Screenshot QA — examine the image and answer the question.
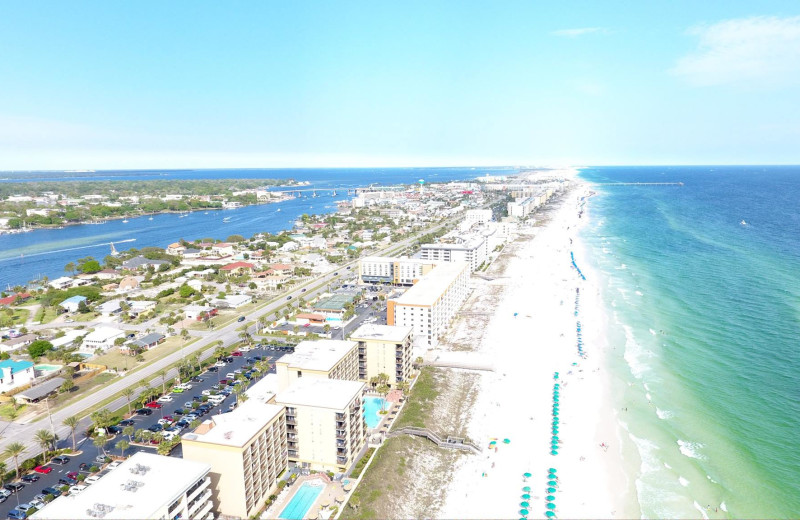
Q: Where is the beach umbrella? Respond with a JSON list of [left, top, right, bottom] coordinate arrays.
[[523, 472, 532, 479], [547, 487, 557, 493], [546, 495, 556, 501], [551, 436, 559, 441], [547, 480, 558, 486], [547, 503, 556, 510], [548, 474, 557, 481], [520, 501, 530, 507], [545, 511, 556, 518], [504, 438, 511, 444], [550, 450, 558, 456], [520, 509, 529, 516], [549, 468, 557, 473], [553, 397, 559, 402], [522, 486, 531, 492], [521, 493, 531, 500], [552, 411, 559, 416]]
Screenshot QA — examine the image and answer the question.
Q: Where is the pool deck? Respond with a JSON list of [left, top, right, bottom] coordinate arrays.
[[264, 473, 351, 520]]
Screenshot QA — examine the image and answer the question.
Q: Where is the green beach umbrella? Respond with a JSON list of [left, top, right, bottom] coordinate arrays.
[[550, 450, 558, 455], [520, 501, 530, 508], [520, 509, 529, 516], [521, 493, 531, 500], [547, 503, 556, 510], [553, 397, 559, 402], [545, 511, 556, 518], [523, 472, 532, 478], [522, 486, 531, 492], [549, 468, 557, 473], [504, 438, 511, 444], [547, 480, 558, 486], [546, 495, 556, 501], [547, 487, 557, 493]]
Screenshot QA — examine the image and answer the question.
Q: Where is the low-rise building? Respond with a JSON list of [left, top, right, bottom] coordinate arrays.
[[0, 359, 35, 393], [59, 295, 87, 313], [312, 292, 358, 321], [128, 300, 156, 316], [122, 332, 165, 355], [182, 400, 288, 519], [387, 262, 470, 348], [359, 256, 437, 285], [275, 378, 367, 472], [349, 324, 413, 386], [117, 275, 140, 292], [82, 326, 125, 352], [275, 339, 359, 391], [31, 452, 213, 520], [220, 261, 255, 276], [212, 294, 252, 309], [96, 299, 123, 316]]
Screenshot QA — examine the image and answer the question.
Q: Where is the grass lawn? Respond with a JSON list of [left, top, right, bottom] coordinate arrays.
[[72, 311, 99, 322], [35, 306, 59, 324], [49, 372, 118, 408], [0, 402, 27, 420], [9, 308, 30, 325], [92, 336, 197, 373]]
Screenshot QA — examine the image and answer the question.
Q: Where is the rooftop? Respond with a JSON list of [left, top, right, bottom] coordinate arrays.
[[31, 452, 210, 520], [84, 326, 125, 341], [0, 359, 34, 372], [275, 378, 365, 410], [349, 323, 412, 343], [131, 333, 164, 347], [392, 262, 469, 306], [183, 400, 284, 448], [276, 340, 357, 372], [60, 295, 87, 305], [313, 292, 358, 311]]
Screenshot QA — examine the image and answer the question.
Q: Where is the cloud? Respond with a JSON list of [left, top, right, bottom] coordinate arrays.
[[672, 15, 800, 87], [551, 27, 606, 38]]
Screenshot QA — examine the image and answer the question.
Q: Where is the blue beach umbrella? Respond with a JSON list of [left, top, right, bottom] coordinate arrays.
[[522, 487, 531, 492], [547, 480, 558, 486], [520, 509, 529, 516], [548, 468, 557, 473], [520, 501, 529, 508], [545, 512, 556, 518], [546, 495, 556, 501], [521, 493, 530, 500], [547, 503, 556, 510], [550, 450, 558, 455], [547, 487, 557, 493]]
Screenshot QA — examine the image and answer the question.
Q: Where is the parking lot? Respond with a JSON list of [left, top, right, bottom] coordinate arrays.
[[0, 345, 284, 518]]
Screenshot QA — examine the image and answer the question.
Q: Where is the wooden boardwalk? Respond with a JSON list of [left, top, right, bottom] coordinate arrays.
[[387, 426, 482, 454]]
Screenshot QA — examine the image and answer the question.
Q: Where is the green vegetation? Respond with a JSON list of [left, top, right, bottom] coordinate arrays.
[[349, 448, 376, 478], [392, 367, 439, 430], [28, 339, 53, 359]]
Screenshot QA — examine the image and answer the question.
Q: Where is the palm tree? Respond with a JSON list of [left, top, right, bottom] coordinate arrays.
[[62, 416, 80, 451], [3, 442, 26, 478], [123, 425, 135, 443], [116, 440, 130, 458], [0, 462, 6, 487], [34, 430, 55, 465], [93, 436, 108, 457], [122, 387, 135, 415], [158, 370, 168, 394]]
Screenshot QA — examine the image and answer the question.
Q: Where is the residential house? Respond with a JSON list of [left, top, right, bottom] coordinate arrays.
[[0, 292, 32, 306], [211, 243, 235, 256], [122, 256, 171, 270], [128, 300, 156, 317], [59, 295, 87, 313], [0, 360, 35, 393], [211, 294, 251, 309], [220, 261, 255, 277], [118, 276, 140, 292], [49, 277, 74, 290], [82, 327, 125, 352], [96, 299, 123, 317], [122, 333, 165, 355]]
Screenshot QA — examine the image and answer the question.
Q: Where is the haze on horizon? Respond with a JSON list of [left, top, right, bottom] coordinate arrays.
[[1, 1, 799, 170]]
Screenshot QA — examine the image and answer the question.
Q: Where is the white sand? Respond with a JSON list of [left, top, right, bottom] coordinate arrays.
[[438, 180, 637, 519]]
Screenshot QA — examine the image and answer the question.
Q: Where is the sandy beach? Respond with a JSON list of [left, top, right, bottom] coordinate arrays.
[[437, 177, 639, 519]]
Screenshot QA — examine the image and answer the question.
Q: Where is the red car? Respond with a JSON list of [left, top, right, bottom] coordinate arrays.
[[145, 402, 162, 409], [67, 471, 79, 480], [162, 415, 173, 422], [232, 351, 243, 357], [34, 466, 53, 474], [219, 379, 228, 385]]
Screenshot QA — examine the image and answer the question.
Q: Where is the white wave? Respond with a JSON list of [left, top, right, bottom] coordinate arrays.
[[635, 290, 643, 296], [616, 263, 628, 270], [693, 501, 710, 519], [678, 440, 706, 460], [646, 393, 652, 401], [706, 474, 718, 484], [664, 462, 672, 469], [678, 476, 689, 487], [720, 502, 727, 512], [649, 328, 657, 335], [622, 324, 651, 379], [643, 383, 651, 391], [656, 408, 673, 420]]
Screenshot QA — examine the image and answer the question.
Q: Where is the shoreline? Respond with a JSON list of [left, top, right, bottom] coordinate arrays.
[[437, 176, 640, 519]]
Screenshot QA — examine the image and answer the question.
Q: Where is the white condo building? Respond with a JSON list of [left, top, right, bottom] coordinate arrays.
[[387, 262, 470, 348], [419, 234, 488, 272], [31, 452, 213, 520]]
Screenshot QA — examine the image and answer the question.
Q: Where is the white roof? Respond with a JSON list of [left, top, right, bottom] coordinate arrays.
[[129, 300, 156, 309], [393, 262, 469, 306], [349, 323, 412, 343], [182, 400, 284, 448], [421, 234, 485, 251], [97, 299, 122, 312], [49, 329, 87, 349], [84, 326, 125, 342], [31, 452, 210, 520], [275, 378, 365, 410], [245, 373, 279, 402], [276, 340, 357, 372]]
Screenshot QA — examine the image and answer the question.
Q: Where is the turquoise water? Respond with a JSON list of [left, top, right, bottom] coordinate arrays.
[[580, 166, 800, 518], [34, 364, 61, 372], [363, 396, 386, 429], [279, 480, 325, 520]]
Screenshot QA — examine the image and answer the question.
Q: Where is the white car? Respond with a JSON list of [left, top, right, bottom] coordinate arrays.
[[201, 389, 212, 396], [239, 345, 251, 352], [69, 485, 87, 495], [214, 361, 226, 367], [85, 476, 101, 484], [157, 396, 173, 403], [29, 499, 45, 510], [162, 431, 177, 441], [178, 383, 193, 390]]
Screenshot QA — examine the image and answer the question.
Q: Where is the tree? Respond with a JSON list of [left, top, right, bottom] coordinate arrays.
[[60, 379, 76, 393], [77, 300, 90, 313], [3, 441, 26, 478], [93, 436, 108, 456], [116, 439, 130, 458], [27, 340, 53, 359], [159, 370, 169, 394], [34, 429, 55, 465], [0, 462, 6, 486], [122, 387, 135, 415], [91, 409, 113, 431], [179, 284, 195, 298], [123, 425, 135, 443], [64, 262, 76, 275], [80, 260, 102, 274], [62, 416, 80, 451]]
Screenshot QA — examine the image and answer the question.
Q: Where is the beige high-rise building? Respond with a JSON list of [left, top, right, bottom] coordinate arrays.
[[275, 378, 367, 472], [387, 261, 470, 347], [275, 339, 359, 391], [349, 323, 413, 386], [182, 400, 287, 519]]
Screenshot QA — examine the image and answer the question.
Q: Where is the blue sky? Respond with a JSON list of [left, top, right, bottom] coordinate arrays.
[[1, 1, 799, 169]]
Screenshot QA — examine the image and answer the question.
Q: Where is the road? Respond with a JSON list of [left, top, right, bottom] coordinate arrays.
[[0, 217, 454, 467]]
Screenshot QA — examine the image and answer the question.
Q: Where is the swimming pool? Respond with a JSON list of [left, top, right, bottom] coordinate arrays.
[[34, 364, 62, 373], [363, 396, 386, 429], [278, 480, 325, 520]]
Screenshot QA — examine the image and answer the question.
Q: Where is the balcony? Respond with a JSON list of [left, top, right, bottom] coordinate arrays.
[[337, 456, 348, 465], [336, 412, 345, 421], [337, 439, 346, 447], [288, 449, 298, 458], [187, 489, 212, 516], [186, 477, 210, 503], [336, 429, 346, 439]]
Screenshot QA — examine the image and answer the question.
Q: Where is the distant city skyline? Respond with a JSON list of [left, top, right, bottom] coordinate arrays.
[[1, 1, 799, 169]]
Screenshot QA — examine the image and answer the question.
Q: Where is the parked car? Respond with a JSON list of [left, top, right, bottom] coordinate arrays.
[[96, 455, 109, 463], [51, 456, 70, 465], [40, 487, 61, 497], [33, 466, 52, 474], [6, 508, 27, 519], [237, 316, 246, 322], [173, 408, 186, 416], [136, 408, 153, 416], [58, 476, 77, 486], [66, 472, 79, 480], [68, 485, 87, 495], [184, 401, 194, 408], [190, 376, 203, 383], [28, 499, 45, 510], [145, 401, 162, 409], [178, 383, 193, 390], [20, 475, 39, 483], [148, 424, 163, 433], [157, 396, 173, 403], [79, 463, 90, 471], [4, 483, 24, 494], [16, 504, 35, 514], [232, 351, 243, 357], [85, 476, 101, 484], [171, 386, 185, 393], [207, 366, 219, 372], [107, 425, 123, 434], [118, 419, 136, 427]]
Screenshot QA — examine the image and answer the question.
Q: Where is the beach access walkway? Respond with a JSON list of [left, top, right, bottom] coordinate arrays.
[[387, 426, 482, 454]]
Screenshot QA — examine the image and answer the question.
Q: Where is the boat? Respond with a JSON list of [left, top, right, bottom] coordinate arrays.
[[148, 215, 153, 221], [740, 220, 747, 226], [110, 242, 119, 256], [122, 219, 129, 223], [276, 208, 281, 212], [223, 217, 232, 223]]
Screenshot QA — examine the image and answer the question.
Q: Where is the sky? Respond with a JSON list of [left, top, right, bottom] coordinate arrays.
[[1, 1, 799, 169]]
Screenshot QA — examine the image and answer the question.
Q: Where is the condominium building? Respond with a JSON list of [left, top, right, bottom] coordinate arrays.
[[420, 234, 488, 272], [464, 209, 492, 227], [182, 400, 288, 519], [508, 195, 546, 218], [349, 323, 413, 386], [31, 452, 213, 520], [387, 262, 470, 348], [359, 256, 437, 285], [275, 339, 359, 391], [275, 378, 367, 472]]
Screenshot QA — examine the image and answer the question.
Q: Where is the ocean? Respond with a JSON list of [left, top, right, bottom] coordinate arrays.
[[0, 167, 510, 288], [580, 166, 800, 518]]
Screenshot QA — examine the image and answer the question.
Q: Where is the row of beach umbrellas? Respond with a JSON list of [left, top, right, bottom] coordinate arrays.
[[574, 287, 580, 317], [576, 321, 586, 358]]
